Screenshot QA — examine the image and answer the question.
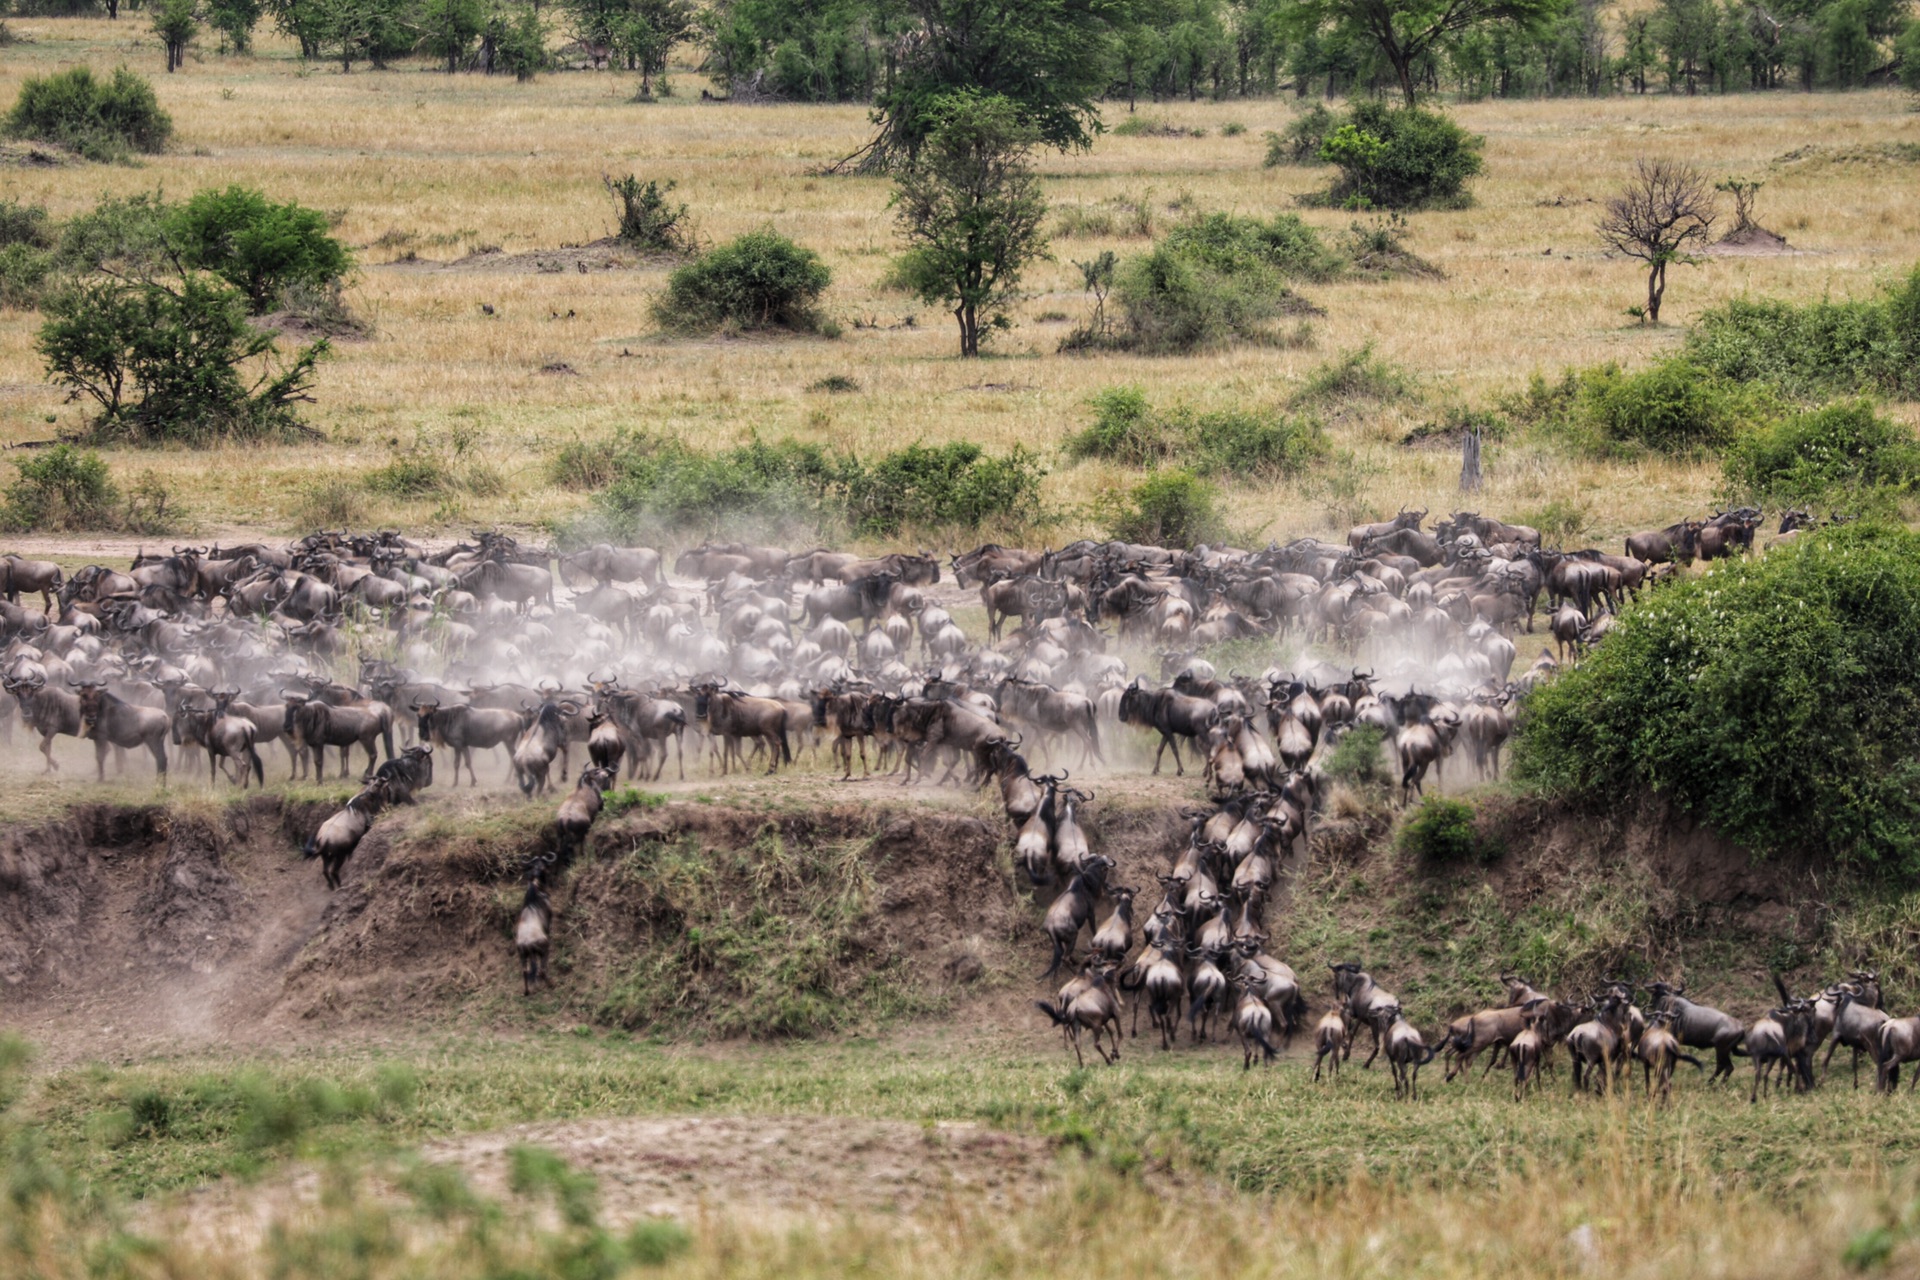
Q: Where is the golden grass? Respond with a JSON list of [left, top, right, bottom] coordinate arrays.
[[1, 23, 1918, 543]]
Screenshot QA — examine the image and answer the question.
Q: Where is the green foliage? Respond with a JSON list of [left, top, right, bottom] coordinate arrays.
[[1264, 103, 1335, 165], [1314, 102, 1484, 209], [1515, 497, 1588, 545], [484, 3, 552, 80], [2, 65, 174, 162], [1685, 267, 1920, 400], [55, 191, 172, 274], [1106, 214, 1327, 353], [0, 200, 53, 250], [1398, 796, 1487, 864], [1514, 523, 1920, 874], [1324, 724, 1390, 788], [1723, 399, 1920, 507], [37, 272, 327, 445], [0, 244, 55, 311], [604, 174, 692, 252], [1066, 384, 1330, 479], [165, 185, 352, 312], [575, 430, 1043, 542], [0, 445, 120, 532], [843, 441, 1046, 536], [1102, 468, 1225, 547], [1522, 357, 1757, 458], [653, 229, 830, 334], [207, 0, 264, 51], [890, 91, 1049, 357], [152, 0, 200, 72], [1292, 342, 1415, 407]]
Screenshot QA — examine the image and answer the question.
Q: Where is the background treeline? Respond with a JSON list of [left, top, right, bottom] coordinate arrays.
[[12, 0, 1916, 99]]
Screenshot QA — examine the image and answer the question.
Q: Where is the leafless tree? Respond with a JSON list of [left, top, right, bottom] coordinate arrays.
[[1596, 159, 1717, 324]]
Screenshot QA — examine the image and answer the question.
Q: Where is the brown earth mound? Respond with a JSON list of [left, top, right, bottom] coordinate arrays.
[[1703, 226, 1804, 257]]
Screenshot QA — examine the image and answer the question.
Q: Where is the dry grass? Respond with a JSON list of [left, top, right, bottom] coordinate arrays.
[[1, 24, 1918, 544]]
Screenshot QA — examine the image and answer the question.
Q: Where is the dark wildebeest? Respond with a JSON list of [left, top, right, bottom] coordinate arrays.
[[1117, 682, 1218, 776]]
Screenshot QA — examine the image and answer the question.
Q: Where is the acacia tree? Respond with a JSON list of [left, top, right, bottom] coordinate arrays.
[[153, 0, 200, 71], [892, 93, 1049, 358], [1597, 158, 1716, 325], [1276, 0, 1565, 106]]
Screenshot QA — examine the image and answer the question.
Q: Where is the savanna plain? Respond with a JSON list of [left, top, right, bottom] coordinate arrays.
[[5, 16, 1920, 1280]]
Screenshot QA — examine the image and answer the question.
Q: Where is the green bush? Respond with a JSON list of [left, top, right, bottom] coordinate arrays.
[[1263, 103, 1334, 166], [55, 191, 172, 274], [1514, 523, 1920, 874], [843, 441, 1045, 537], [1108, 215, 1324, 353], [37, 272, 327, 445], [165, 186, 352, 312], [1685, 267, 1920, 400], [1324, 724, 1390, 789], [1314, 102, 1482, 210], [1103, 468, 1225, 547], [0, 445, 120, 531], [1522, 358, 1755, 458], [1292, 343, 1415, 408], [1722, 399, 1920, 505], [604, 174, 692, 253], [653, 229, 830, 334], [3, 66, 174, 162], [1066, 384, 1329, 479], [578, 431, 1042, 542], [1398, 796, 1485, 864], [0, 200, 52, 250], [0, 243, 55, 310]]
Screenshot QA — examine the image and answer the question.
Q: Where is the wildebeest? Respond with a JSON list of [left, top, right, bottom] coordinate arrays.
[[1117, 681, 1218, 775], [303, 779, 391, 890]]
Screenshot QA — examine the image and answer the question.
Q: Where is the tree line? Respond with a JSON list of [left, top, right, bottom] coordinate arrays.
[[20, 0, 1916, 100]]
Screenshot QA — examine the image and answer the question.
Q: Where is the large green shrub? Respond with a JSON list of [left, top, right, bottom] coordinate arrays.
[[1315, 102, 1482, 210], [1398, 796, 1487, 864], [0, 445, 119, 531], [1066, 384, 1329, 478], [0, 245, 55, 310], [55, 192, 173, 274], [1103, 468, 1225, 547], [165, 186, 352, 312], [3, 66, 173, 161], [1108, 214, 1324, 353], [1722, 399, 1920, 506], [1523, 357, 1753, 458], [1514, 523, 1920, 873], [843, 441, 1045, 537], [653, 230, 831, 334], [37, 273, 327, 444], [1685, 267, 1920, 400]]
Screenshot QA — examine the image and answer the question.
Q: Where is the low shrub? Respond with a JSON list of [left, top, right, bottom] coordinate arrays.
[[843, 441, 1045, 537], [1514, 497, 1589, 546], [653, 229, 830, 334], [0, 200, 52, 250], [575, 431, 1044, 542], [603, 174, 692, 253], [1312, 102, 1482, 210], [1398, 796, 1486, 864], [1514, 522, 1920, 874], [1102, 468, 1225, 547], [1324, 724, 1390, 789], [165, 186, 353, 312], [1685, 267, 1920, 400], [1341, 213, 1442, 279], [1111, 114, 1200, 138], [1519, 357, 1757, 458], [1292, 343, 1415, 408], [3, 66, 173, 162], [1263, 103, 1334, 167], [1105, 214, 1327, 353], [0, 445, 120, 531], [55, 191, 172, 274], [1722, 399, 1920, 506], [0, 243, 54, 310], [1066, 384, 1329, 479]]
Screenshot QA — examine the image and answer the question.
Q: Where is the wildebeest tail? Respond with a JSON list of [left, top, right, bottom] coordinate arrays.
[[1034, 1000, 1070, 1027]]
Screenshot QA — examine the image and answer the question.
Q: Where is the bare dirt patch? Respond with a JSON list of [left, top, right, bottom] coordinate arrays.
[[377, 239, 658, 275], [1703, 226, 1807, 257]]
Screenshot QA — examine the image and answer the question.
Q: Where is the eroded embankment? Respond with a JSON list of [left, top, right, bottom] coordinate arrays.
[[0, 786, 1873, 1056]]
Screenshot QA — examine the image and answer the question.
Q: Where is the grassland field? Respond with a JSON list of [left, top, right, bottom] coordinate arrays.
[[6, 20, 1920, 1279]]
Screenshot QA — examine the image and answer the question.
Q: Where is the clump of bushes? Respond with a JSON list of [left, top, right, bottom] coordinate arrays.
[[653, 230, 831, 335], [1398, 796, 1490, 865], [0, 445, 119, 531], [1512, 357, 1757, 458], [1722, 399, 1920, 506], [1102, 469, 1225, 547], [3, 66, 173, 162], [1066, 385, 1329, 478], [1685, 266, 1920, 400], [1292, 343, 1415, 409], [568, 430, 1044, 542], [1096, 213, 1330, 354], [164, 186, 352, 313], [1515, 523, 1920, 874], [1308, 102, 1483, 210]]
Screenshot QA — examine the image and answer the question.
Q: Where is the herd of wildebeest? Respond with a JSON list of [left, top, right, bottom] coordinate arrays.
[[0, 503, 1882, 1092]]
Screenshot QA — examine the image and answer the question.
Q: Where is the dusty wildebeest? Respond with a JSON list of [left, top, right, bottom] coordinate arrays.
[[303, 778, 391, 890], [1117, 681, 1218, 776]]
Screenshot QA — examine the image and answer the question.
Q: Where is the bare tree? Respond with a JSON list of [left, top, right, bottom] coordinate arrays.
[[1597, 159, 1717, 325]]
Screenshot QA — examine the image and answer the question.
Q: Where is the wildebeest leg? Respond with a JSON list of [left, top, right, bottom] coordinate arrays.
[[95, 739, 109, 782], [41, 731, 58, 773]]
